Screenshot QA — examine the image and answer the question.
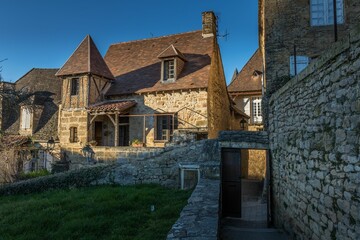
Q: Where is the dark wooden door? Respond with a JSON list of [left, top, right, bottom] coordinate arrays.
[[222, 148, 242, 217], [119, 125, 129, 146], [94, 122, 102, 145]]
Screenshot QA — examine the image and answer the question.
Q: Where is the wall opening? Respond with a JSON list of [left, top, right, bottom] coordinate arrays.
[[221, 147, 270, 228]]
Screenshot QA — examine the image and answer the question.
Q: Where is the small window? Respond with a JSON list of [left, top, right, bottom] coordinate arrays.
[[155, 115, 178, 141], [71, 78, 79, 96], [21, 107, 31, 129], [70, 127, 78, 143], [310, 0, 344, 26], [163, 60, 175, 81], [290, 56, 310, 76], [252, 97, 262, 124]]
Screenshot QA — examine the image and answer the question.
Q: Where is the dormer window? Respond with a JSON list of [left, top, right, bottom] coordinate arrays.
[[158, 44, 187, 83], [163, 59, 175, 81]]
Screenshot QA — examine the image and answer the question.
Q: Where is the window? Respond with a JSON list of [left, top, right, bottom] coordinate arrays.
[[163, 60, 175, 81], [252, 97, 262, 124], [155, 115, 177, 141], [310, 0, 344, 26], [21, 107, 31, 129], [290, 56, 310, 76], [69, 127, 78, 142], [71, 78, 79, 95]]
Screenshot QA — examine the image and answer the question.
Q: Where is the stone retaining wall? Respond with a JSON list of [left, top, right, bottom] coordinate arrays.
[[268, 26, 360, 239], [167, 179, 220, 240]]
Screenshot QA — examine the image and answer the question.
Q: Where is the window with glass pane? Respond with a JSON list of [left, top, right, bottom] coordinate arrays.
[[290, 56, 310, 76], [311, 0, 344, 26], [163, 60, 175, 80], [155, 115, 178, 141], [70, 127, 78, 142], [71, 78, 79, 95], [252, 97, 262, 124]]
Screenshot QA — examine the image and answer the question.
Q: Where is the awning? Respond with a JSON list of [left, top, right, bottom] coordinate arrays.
[[87, 100, 136, 114]]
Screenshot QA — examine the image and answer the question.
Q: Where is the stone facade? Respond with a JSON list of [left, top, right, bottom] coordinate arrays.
[[104, 90, 208, 148], [268, 26, 360, 239], [259, 0, 360, 128], [207, 39, 232, 138]]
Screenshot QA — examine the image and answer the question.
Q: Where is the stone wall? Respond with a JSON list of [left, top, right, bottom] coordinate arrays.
[[107, 90, 208, 147], [268, 26, 360, 239], [207, 40, 232, 138], [167, 179, 220, 240], [58, 109, 88, 152], [259, 0, 360, 129]]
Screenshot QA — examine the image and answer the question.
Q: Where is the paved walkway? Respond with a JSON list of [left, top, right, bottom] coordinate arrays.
[[220, 179, 289, 240]]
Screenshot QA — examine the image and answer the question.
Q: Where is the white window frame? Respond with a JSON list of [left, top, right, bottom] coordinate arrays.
[[162, 59, 176, 82], [310, 0, 344, 26], [252, 97, 262, 124], [21, 107, 31, 130], [290, 56, 310, 76]]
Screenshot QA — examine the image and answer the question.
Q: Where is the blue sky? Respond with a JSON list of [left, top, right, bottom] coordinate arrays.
[[0, 0, 258, 84]]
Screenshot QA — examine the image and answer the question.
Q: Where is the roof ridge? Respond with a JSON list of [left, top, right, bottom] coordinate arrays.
[[109, 30, 202, 46], [87, 35, 91, 73]]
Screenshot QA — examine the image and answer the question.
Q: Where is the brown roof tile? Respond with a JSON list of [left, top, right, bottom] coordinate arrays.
[[87, 100, 136, 113], [56, 35, 114, 80], [104, 31, 214, 96], [228, 49, 263, 93]]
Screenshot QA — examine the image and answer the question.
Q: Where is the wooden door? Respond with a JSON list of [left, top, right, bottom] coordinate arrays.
[[94, 122, 102, 145], [222, 148, 242, 217]]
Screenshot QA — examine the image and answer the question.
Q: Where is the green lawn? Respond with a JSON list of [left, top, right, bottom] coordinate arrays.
[[0, 185, 192, 240]]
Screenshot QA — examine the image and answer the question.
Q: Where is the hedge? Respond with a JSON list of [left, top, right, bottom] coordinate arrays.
[[0, 164, 113, 196]]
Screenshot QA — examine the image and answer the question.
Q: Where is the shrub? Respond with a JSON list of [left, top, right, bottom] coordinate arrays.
[[18, 169, 50, 180]]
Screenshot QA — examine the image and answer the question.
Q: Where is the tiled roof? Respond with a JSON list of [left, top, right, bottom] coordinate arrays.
[[16, 68, 61, 102], [104, 30, 214, 96], [56, 35, 114, 80], [228, 49, 263, 93], [87, 100, 136, 113]]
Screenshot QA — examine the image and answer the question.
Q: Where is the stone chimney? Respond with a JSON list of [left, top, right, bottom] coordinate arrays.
[[202, 11, 217, 38]]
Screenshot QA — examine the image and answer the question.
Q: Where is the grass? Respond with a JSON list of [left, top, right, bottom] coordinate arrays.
[[0, 184, 192, 240]]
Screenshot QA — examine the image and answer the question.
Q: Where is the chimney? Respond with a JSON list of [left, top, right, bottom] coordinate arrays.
[[202, 11, 217, 38]]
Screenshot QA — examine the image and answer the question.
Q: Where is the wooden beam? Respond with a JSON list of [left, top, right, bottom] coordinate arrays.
[[114, 113, 119, 147], [106, 114, 116, 126], [89, 114, 99, 125]]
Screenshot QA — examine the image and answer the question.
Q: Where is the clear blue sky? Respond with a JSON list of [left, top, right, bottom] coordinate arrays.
[[0, 0, 258, 84]]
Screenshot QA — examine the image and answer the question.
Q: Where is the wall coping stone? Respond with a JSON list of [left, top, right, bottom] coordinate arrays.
[[218, 130, 269, 146], [167, 178, 220, 240]]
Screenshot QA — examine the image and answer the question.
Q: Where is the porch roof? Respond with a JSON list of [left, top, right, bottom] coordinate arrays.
[[87, 100, 136, 113]]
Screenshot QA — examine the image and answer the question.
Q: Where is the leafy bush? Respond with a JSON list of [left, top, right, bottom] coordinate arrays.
[[17, 169, 51, 180]]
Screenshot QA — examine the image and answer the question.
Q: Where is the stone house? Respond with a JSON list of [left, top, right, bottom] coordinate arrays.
[[228, 49, 263, 132], [259, 0, 360, 96], [0, 68, 61, 173], [55, 11, 243, 163]]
